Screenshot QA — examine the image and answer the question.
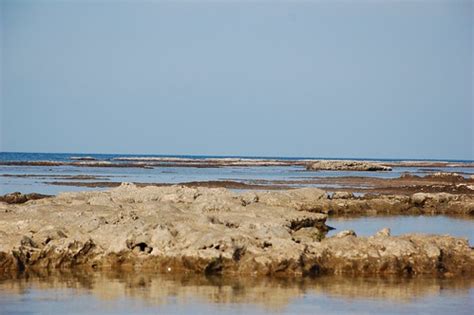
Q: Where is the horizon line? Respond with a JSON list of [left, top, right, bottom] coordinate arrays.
[[0, 150, 473, 163]]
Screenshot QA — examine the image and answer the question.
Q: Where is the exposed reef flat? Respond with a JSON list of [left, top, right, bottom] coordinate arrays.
[[1, 158, 472, 169], [384, 161, 474, 168], [0, 158, 308, 168], [243, 172, 474, 195], [1, 185, 473, 277], [36, 171, 474, 195], [306, 160, 392, 171], [44, 180, 293, 190]]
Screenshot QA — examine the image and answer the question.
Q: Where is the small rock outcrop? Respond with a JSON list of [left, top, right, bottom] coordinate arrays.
[[375, 228, 391, 237], [306, 160, 392, 171], [334, 230, 357, 238], [0, 192, 51, 204], [331, 192, 354, 199]]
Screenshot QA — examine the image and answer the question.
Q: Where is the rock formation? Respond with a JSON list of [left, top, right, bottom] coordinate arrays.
[[326, 191, 474, 215], [0, 184, 473, 277], [306, 160, 392, 171], [0, 192, 51, 204]]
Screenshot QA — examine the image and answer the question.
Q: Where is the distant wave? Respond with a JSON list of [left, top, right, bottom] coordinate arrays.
[[69, 156, 97, 161]]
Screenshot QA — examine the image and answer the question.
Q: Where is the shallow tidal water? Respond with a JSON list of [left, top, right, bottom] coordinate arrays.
[[327, 215, 474, 244], [1, 152, 473, 195], [0, 164, 430, 195], [0, 273, 473, 315]]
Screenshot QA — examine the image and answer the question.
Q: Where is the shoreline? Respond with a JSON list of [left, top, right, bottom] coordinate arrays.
[[2, 170, 472, 196]]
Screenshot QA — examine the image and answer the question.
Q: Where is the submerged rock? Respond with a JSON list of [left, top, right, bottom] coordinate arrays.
[[0, 185, 473, 277]]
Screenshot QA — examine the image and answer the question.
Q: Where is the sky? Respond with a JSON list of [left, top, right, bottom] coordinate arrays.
[[0, 0, 472, 160]]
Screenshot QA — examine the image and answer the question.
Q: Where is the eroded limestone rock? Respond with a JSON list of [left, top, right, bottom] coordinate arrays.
[[0, 185, 473, 277], [375, 228, 391, 237], [331, 192, 354, 200], [334, 230, 357, 238], [306, 160, 392, 171]]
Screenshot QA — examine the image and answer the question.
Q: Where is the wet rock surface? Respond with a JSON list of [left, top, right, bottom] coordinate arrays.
[[0, 184, 473, 277]]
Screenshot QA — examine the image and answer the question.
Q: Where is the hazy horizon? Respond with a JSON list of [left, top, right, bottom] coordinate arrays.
[[1, 0, 473, 160], [1, 150, 473, 162]]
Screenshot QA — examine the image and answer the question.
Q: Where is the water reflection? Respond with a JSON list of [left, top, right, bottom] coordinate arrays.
[[0, 272, 473, 314]]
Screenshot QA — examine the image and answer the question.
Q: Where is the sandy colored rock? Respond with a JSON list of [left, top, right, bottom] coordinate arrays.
[[0, 184, 327, 275], [324, 193, 474, 216], [334, 230, 357, 238], [332, 192, 354, 199], [0, 184, 473, 277], [375, 228, 391, 237]]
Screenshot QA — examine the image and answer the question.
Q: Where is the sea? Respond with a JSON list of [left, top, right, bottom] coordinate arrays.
[[1, 152, 473, 195], [0, 152, 473, 314]]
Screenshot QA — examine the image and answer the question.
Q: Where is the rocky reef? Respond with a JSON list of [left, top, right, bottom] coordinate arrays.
[[3, 158, 471, 170], [325, 191, 474, 215], [0, 192, 51, 204], [306, 160, 392, 171], [0, 185, 473, 277]]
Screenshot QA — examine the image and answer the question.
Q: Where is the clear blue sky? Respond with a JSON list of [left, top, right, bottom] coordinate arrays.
[[0, 0, 472, 159]]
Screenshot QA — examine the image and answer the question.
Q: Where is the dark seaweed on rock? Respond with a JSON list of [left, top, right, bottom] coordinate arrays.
[[0, 192, 51, 204]]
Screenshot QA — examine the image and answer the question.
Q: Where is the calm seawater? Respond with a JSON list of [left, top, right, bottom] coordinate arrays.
[[327, 215, 474, 244], [1, 152, 473, 195], [1, 152, 474, 314], [0, 274, 473, 315]]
